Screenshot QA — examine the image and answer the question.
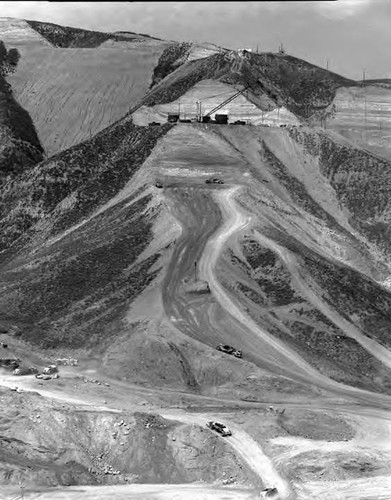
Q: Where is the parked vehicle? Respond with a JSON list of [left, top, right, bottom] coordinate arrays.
[[260, 487, 279, 498], [42, 365, 58, 375], [13, 367, 39, 376], [206, 421, 232, 436], [216, 344, 242, 358], [205, 178, 224, 184], [0, 342, 7, 348]]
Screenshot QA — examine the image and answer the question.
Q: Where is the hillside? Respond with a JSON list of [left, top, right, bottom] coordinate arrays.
[[138, 50, 355, 120], [25, 19, 162, 47], [2, 18, 391, 500], [0, 41, 43, 178]]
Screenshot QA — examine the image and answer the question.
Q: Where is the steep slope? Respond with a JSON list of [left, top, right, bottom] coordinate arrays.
[[326, 84, 391, 161], [0, 117, 173, 348], [0, 17, 51, 47], [0, 18, 171, 156]]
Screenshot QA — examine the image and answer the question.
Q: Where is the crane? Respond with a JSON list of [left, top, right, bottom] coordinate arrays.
[[201, 86, 250, 120]]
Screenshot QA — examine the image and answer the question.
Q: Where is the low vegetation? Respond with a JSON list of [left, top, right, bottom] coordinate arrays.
[[150, 42, 192, 88], [226, 238, 391, 393], [25, 20, 141, 47]]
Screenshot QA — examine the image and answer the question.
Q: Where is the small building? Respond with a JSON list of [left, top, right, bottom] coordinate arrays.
[[202, 116, 211, 123], [215, 114, 228, 124]]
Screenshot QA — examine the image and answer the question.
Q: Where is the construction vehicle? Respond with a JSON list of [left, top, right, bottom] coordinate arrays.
[[205, 177, 224, 184], [260, 487, 279, 498], [13, 367, 39, 376], [36, 372, 59, 380], [206, 421, 232, 437], [42, 364, 58, 375], [216, 344, 242, 358]]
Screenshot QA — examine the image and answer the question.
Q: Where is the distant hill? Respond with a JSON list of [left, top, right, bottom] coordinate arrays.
[[25, 19, 161, 47]]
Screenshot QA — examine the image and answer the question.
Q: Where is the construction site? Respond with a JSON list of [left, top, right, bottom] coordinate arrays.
[[1, 9, 391, 500], [132, 79, 300, 128]]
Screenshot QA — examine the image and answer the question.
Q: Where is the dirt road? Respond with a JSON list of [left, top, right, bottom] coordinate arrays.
[[0, 370, 287, 499], [162, 410, 292, 498], [0, 484, 257, 500]]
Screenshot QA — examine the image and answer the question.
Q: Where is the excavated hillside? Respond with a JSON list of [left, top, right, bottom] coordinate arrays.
[[140, 50, 356, 121], [2, 21, 391, 499]]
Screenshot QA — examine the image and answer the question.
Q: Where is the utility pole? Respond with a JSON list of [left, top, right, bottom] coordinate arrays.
[[363, 69, 367, 141], [326, 59, 329, 71], [194, 262, 197, 282]]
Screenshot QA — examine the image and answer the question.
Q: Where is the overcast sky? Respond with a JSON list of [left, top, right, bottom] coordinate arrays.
[[1, 0, 390, 79]]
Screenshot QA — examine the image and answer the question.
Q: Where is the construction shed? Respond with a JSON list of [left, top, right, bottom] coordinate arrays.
[[167, 114, 180, 123]]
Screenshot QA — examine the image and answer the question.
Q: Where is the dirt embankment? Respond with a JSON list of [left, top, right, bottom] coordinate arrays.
[[0, 387, 257, 488]]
